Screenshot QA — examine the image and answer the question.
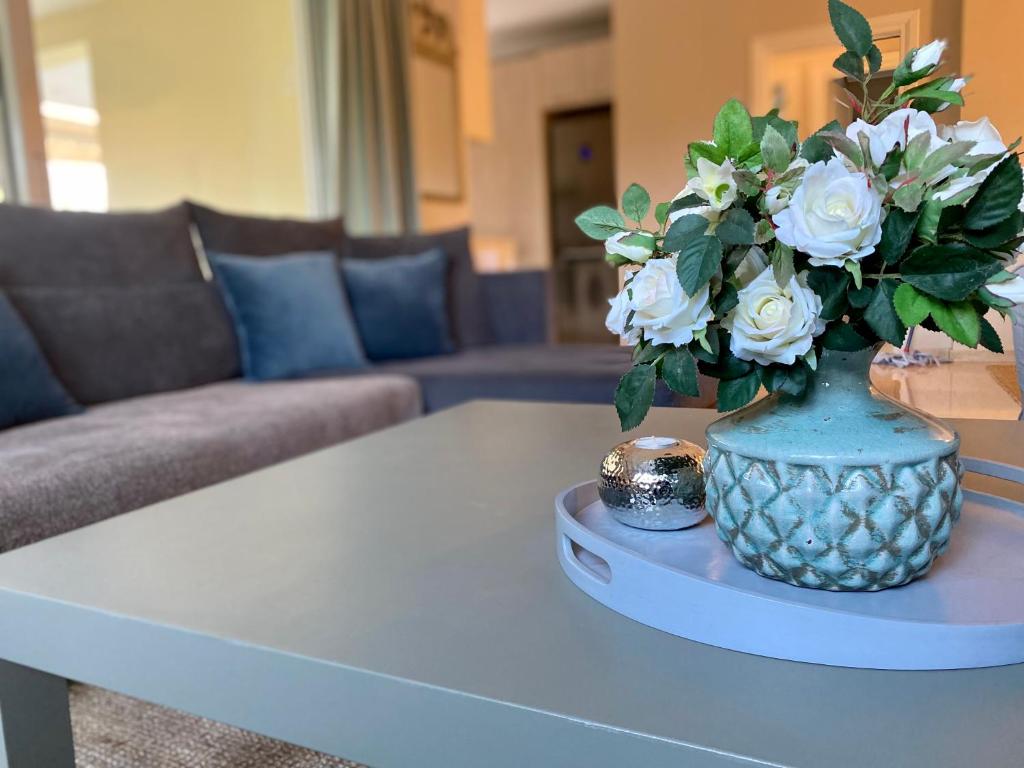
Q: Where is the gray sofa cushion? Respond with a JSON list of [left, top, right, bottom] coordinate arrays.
[[7, 284, 241, 404], [0, 375, 421, 552], [343, 228, 492, 349], [371, 343, 710, 412], [188, 201, 346, 256], [0, 203, 201, 285]]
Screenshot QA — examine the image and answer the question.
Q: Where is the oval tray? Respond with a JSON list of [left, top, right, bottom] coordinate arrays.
[[555, 457, 1024, 670]]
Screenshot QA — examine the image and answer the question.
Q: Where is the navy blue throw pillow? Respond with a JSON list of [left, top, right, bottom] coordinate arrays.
[[0, 292, 81, 430], [208, 251, 366, 380], [342, 248, 455, 360]]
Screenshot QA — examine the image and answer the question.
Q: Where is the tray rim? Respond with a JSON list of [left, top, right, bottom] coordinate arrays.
[[555, 455, 1024, 669]]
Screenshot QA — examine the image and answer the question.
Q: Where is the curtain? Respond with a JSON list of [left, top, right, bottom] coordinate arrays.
[[305, 0, 418, 234]]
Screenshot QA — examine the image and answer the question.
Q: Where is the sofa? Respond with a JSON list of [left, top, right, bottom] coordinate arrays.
[[0, 201, 705, 553]]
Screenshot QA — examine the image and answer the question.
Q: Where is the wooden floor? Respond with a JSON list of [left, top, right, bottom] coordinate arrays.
[[871, 362, 1021, 420]]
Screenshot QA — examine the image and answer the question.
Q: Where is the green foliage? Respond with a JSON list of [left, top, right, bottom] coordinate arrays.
[[716, 209, 756, 246], [716, 371, 761, 412], [760, 125, 792, 173], [712, 99, 754, 158], [800, 120, 841, 163], [771, 242, 795, 287], [662, 213, 709, 253], [864, 279, 907, 346], [654, 201, 671, 230], [828, 0, 873, 57], [929, 300, 981, 347], [877, 207, 920, 264], [621, 183, 651, 223], [964, 155, 1024, 230], [761, 362, 809, 397], [963, 211, 1024, 250], [614, 364, 657, 431], [893, 283, 933, 327], [901, 244, 1002, 301], [821, 322, 872, 351], [820, 131, 865, 168], [575, 206, 625, 240], [979, 315, 1004, 353], [752, 112, 798, 146], [833, 51, 865, 80], [676, 236, 724, 295], [661, 347, 700, 396], [806, 268, 850, 321]]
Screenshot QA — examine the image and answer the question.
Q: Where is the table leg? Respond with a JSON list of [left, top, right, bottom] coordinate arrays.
[[0, 660, 75, 768]]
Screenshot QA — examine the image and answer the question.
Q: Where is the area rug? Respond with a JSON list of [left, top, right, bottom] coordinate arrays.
[[70, 684, 367, 768], [987, 364, 1022, 405]]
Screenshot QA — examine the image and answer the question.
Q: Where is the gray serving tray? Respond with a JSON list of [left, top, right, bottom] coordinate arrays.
[[555, 457, 1024, 670]]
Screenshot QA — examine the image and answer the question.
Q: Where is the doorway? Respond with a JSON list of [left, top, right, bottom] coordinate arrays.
[[546, 104, 617, 344]]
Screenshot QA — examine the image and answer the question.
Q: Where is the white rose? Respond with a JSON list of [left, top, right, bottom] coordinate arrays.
[[732, 246, 769, 288], [764, 186, 790, 215], [685, 156, 738, 211], [605, 230, 656, 263], [911, 39, 947, 72], [606, 284, 641, 343], [772, 157, 884, 267], [986, 275, 1024, 306], [846, 108, 941, 166], [724, 268, 824, 366], [933, 118, 1009, 202], [628, 256, 714, 347]]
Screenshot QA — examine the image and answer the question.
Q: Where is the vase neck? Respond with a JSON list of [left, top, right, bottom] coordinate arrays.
[[797, 346, 880, 402]]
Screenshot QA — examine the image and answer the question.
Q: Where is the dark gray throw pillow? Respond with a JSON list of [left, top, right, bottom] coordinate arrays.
[[208, 251, 366, 380], [342, 248, 454, 360], [188, 201, 346, 256], [0, 292, 81, 430], [342, 227, 492, 349]]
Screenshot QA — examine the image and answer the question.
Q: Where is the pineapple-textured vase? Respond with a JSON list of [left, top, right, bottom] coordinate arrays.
[[703, 347, 963, 591]]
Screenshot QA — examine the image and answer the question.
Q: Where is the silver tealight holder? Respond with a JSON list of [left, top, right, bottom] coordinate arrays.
[[598, 436, 707, 531]]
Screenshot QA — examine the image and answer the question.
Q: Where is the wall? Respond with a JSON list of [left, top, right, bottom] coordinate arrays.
[[612, 0, 962, 207], [467, 36, 612, 269], [33, 0, 309, 216]]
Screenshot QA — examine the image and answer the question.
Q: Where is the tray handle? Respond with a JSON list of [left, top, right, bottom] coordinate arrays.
[[560, 529, 613, 586]]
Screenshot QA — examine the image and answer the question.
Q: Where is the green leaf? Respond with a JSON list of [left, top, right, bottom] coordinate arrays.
[[688, 141, 727, 169], [821, 322, 872, 351], [893, 181, 925, 212], [920, 141, 975, 181], [963, 211, 1024, 249], [877, 207, 920, 264], [621, 183, 651, 223], [667, 193, 703, 215], [715, 282, 739, 316], [864, 279, 908, 346], [760, 124, 791, 173], [820, 131, 864, 167], [901, 244, 1002, 301], [806, 268, 851, 321], [964, 155, 1024, 230], [879, 147, 903, 180], [615, 364, 657, 431], [716, 208, 755, 246], [897, 88, 964, 108], [712, 99, 754, 158], [828, 0, 873, 56], [752, 113, 798, 146], [893, 283, 933, 327], [800, 120, 842, 163], [632, 341, 667, 365], [979, 315, 1004, 353], [771, 242, 795, 287], [677, 235, 724, 295], [605, 252, 632, 267], [914, 198, 942, 245], [930, 300, 981, 348], [654, 201, 671, 230], [845, 260, 863, 290], [663, 213, 709, 253], [833, 50, 865, 80], [716, 371, 760, 412], [903, 130, 932, 171], [693, 326, 720, 363], [761, 363, 809, 397], [754, 218, 776, 245], [866, 44, 882, 74], [661, 347, 700, 396], [575, 205, 626, 240], [848, 284, 874, 308]]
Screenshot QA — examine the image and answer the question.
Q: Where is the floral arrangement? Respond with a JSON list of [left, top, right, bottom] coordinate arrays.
[[577, 0, 1024, 430]]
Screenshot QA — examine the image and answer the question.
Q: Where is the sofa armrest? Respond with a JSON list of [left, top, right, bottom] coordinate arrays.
[[479, 270, 550, 345]]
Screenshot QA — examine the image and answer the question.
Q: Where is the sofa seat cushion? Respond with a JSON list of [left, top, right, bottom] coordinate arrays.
[[0, 376, 421, 553], [371, 343, 697, 412]]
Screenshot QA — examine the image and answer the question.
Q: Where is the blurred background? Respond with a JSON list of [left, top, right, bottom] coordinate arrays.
[[0, 0, 1020, 416]]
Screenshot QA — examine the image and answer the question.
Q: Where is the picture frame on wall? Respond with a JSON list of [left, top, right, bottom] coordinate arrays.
[[410, 0, 462, 201]]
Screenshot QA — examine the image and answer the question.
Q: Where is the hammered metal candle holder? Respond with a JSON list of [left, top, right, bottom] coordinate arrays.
[[598, 437, 707, 531]]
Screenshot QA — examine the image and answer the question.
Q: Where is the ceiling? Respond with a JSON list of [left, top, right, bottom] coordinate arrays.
[[486, 0, 608, 32]]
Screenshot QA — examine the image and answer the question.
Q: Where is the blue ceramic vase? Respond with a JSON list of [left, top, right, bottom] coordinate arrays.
[[703, 346, 963, 591]]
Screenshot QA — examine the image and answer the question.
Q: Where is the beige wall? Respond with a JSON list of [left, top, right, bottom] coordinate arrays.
[[612, 0, 962, 207], [468, 36, 612, 269], [34, 0, 309, 216]]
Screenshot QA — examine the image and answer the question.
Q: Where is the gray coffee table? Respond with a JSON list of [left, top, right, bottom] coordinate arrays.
[[0, 401, 1022, 768]]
